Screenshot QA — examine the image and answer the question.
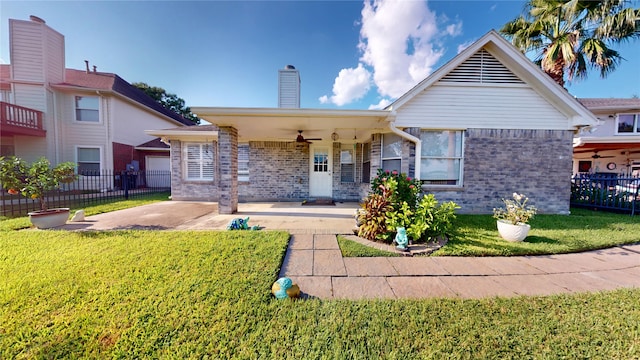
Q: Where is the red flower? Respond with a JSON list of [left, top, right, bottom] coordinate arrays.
[[409, 185, 415, 189], [407, 177, 411, 181], [7, 188, 18, 195], [392, 170, 398, 175]]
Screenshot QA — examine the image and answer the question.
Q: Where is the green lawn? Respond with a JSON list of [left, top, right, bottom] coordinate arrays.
[[436, 208, 640, 256], [2, 229, 639, 358], [340, 208, 640, 257]]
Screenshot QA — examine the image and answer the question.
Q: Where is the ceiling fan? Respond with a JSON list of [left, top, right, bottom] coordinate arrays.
[[592, 151, 615, 159], [295, 130, 322, 143]]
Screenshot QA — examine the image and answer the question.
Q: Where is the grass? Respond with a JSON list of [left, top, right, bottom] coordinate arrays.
[[339, 208, 640, 257], [1, 229, 639, 358], [435, 208, 640, 256], [0, 192, 170, 231], [337, 235, 401, 257]]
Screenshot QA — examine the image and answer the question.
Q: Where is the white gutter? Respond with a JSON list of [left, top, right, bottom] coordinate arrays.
[[387, 112, 421, 180]]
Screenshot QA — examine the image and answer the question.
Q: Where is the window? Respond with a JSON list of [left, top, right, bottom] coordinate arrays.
[[420, 130, 463, 186], [617, 114, 640, 134], [381, 133, 402, 173], [362, 142, 371, 183], [185, 143, 214, 181], [75, 96, 99, 122], [340, 147, 354, 183], [238, 143, 249, 181], [77, 147, 101, 175], [313, 149, 329, 172]]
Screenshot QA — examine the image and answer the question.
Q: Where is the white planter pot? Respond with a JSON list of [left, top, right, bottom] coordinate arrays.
[[496, 219, 530, 242], [28, 208, 70, 229]]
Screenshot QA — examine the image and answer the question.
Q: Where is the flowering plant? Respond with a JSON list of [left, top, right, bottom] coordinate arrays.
[[493, 193, 537, 225]]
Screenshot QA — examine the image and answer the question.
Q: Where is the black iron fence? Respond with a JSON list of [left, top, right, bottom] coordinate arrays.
[[571, 174, 640, 215], [1, 170, 171, 218]]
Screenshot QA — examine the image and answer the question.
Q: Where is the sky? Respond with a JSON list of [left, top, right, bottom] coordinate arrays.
[[1, 0, 639, 112]]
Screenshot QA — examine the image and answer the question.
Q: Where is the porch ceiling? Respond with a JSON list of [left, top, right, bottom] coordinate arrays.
[[192, 107, 390, 143]]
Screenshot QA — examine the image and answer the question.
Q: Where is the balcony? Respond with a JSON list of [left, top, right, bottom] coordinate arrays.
[[0, 101, 46, 137]]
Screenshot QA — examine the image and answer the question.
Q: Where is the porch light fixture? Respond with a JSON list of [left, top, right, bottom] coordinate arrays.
[[331, 132, 339, 141]]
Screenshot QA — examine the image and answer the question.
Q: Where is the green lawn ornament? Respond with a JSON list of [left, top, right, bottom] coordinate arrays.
[[226, 217, 260, 230], [271, 277, 300, 299], [395, 227, 409, 251]]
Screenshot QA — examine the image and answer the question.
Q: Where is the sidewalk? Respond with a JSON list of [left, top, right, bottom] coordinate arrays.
[[280, 234, 640, 300]]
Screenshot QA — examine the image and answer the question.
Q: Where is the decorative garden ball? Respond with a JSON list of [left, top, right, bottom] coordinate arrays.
[[272, 277, 300, 299]]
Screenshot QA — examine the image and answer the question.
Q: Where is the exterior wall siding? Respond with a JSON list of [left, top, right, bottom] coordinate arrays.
[[9, 20, 45, 82], [238, 141, 309, 201], [332, 142, 370, 201], [425, 129, 574, 214], [169, 140, 219, 201], [111, 97, 181, 146], [395, 84, 569, 130]]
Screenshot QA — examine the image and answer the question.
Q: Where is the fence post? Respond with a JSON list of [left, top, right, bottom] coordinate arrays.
[[123, 171, 129, 200]]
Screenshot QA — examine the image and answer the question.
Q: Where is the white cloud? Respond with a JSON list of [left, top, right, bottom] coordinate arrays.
[[457, 39, 476, 54], [319, 63, 371, 106], [321, 0, 463, 106], [368, 98, 392, 110]]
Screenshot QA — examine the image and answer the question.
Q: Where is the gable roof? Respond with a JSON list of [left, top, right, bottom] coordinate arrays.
[[386, 30, 597, 128]]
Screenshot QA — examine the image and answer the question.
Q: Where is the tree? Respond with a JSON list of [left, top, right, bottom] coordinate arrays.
[[132, 82, 200, 125], [500, 0, 640, 87]]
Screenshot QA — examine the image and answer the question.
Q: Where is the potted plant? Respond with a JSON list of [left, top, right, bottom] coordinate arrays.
[[0, 156, 77, 228], [493, 192, 537, 242]]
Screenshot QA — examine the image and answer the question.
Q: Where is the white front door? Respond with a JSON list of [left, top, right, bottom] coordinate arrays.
[[309, 144, 332, 198]]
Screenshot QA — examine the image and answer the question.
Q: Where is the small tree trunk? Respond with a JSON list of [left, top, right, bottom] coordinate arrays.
[[546, 56, 565, 88]]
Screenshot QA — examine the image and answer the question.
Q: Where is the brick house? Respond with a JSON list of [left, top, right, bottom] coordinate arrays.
[[0, 16, 193, 176], [148, 31, 597, 214]]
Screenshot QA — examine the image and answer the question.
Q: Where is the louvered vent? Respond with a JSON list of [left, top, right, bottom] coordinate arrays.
[[441, 49, 524, 84]]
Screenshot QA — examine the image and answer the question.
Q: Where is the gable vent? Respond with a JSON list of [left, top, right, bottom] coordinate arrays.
[[440, 49, 524, 84]]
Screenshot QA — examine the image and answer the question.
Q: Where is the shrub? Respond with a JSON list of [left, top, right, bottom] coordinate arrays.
[[357, 183, 393, 241], [358, 170, 459, 243]]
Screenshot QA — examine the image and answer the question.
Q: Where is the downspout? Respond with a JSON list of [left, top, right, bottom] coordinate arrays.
[[387, 111, 421, 180]]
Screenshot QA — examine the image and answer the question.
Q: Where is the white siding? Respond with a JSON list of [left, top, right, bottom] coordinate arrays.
[[278, 69, 300, 108], [394, 84, 570, 130], [13, 84, 45, 112], [9, 19, 64, 83], [45, 29, 65, 84], [10, 20, 45, 82], [57, 93, 109, 165], [14, 136, 47, 163], [111, 97, 183, 146]]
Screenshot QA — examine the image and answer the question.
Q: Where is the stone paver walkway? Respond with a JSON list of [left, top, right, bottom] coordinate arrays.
[[279, 234, 640, 300]]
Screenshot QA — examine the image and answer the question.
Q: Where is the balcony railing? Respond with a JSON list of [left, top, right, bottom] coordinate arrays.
[[0, 101, 46, 137]]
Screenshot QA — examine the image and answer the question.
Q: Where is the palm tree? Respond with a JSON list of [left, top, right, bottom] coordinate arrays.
[[500, 0, 639, 87]]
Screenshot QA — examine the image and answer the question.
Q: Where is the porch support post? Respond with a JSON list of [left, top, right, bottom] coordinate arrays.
[[218, 126, 238, 214]]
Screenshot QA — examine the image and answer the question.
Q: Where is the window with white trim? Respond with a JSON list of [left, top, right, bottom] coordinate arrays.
[[617, 114, 640, 134], [238, 143, 249, 181], [362, 142, 371, 183], [185, 143, 214, 181], [75, 96, 99, 122], [77, 147, 101, 175], [340, 147, 354, 183], [420, 130, 463, 186], [381, 133, 402, 173]]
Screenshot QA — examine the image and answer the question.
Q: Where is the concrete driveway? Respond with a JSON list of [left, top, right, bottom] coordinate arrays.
[[60, 201, 360, 234]]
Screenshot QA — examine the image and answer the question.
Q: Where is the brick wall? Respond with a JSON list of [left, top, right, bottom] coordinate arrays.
[[218, 127, 238, 213], [425, 129, 574, 214], [169, 140, 219, 201], [238, 141, 309, 201], [332, 142, 370, 201]]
